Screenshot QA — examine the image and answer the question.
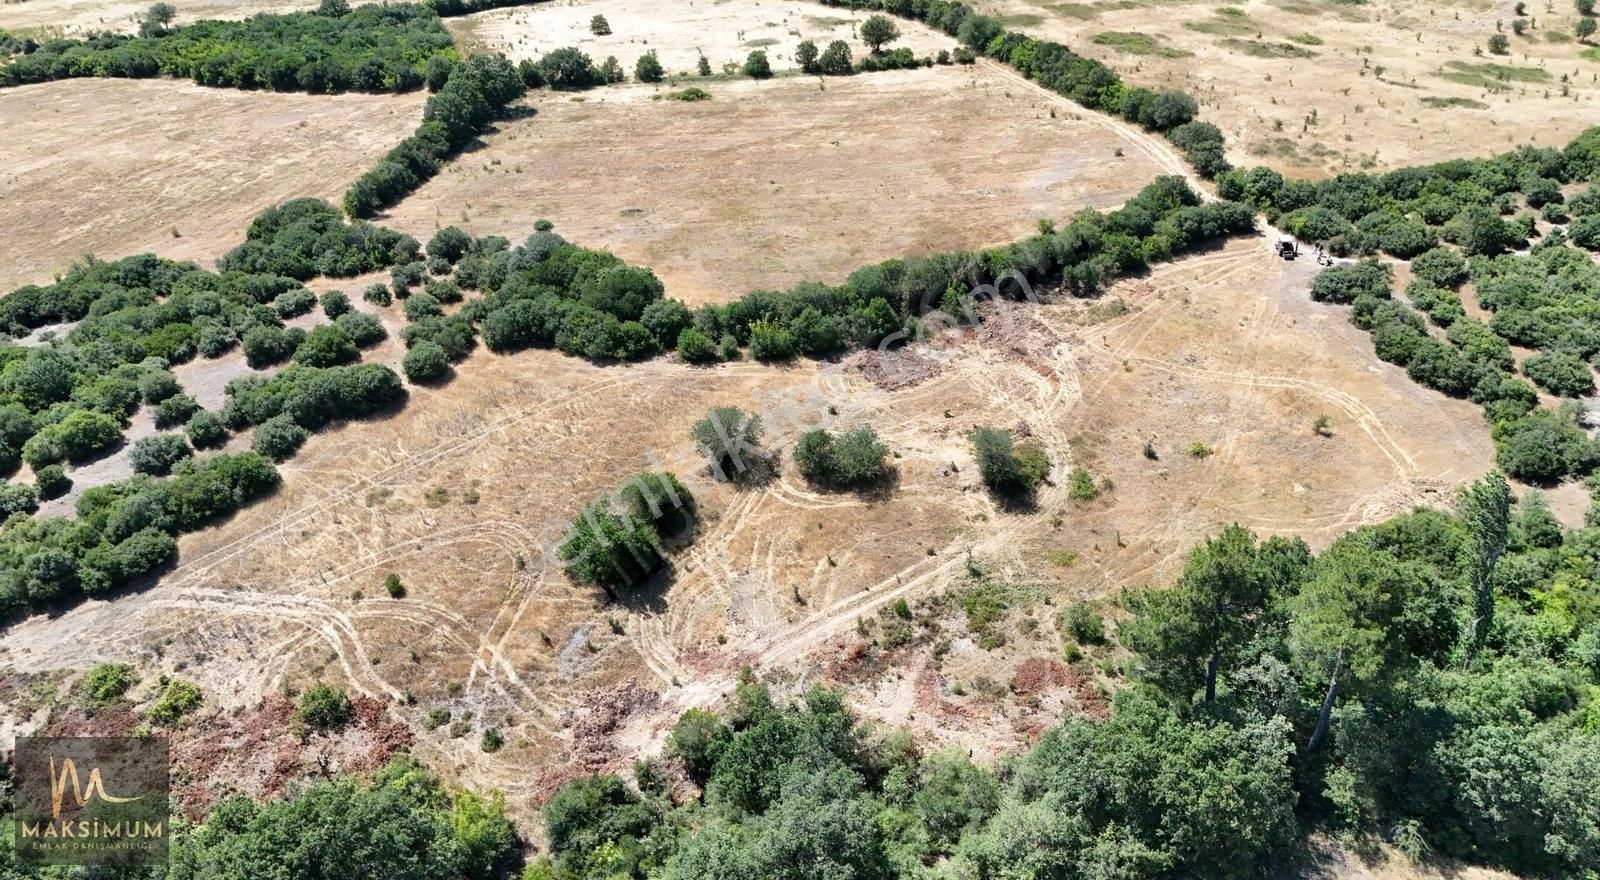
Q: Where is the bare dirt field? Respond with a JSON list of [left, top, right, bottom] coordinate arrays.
[[0, 78, 423, 290], [447, 0, 958, 76], [382, 65, 1167, 303], [0, 229, 1494, 824], [0, 0, 311, 36], [969, 0, 1600, 175]]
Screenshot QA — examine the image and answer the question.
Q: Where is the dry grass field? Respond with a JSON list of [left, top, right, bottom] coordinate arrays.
[[0, 228, 1494, 818], [382, 65, 1168, 303], [0, 79, 423, 290], [447, 0, 958, 75], [970, 0, 1600, 175], [0, 0, 311, 35]]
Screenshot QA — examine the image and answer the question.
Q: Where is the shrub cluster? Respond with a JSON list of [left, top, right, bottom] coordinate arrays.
[[0, 452, 278, 615], [792, 426, 890, 488]]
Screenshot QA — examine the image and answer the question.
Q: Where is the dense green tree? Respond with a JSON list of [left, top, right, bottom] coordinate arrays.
[[130, 432, 192, 476], [743, 50, 772, 79], [818, 39, 853, 75], [1124, 525, 1287, 704], [1523, 350, 1595, 397], [796, 39, 820, 73], [635, 51, 664, 83], [860, 14, 901, 52], [1457, 471, 1510, 662]]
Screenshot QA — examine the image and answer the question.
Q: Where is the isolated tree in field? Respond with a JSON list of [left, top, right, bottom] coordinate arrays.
[[696, 54, 712, 76], [139, 1, 176, 36], [1579, 15, 1598, 41], [1121, 525, 1279, 704], [796, 39, 820, 73], [860, 14, 900, 52], [970, 427, 1048, 502], [557, 502, 662, 597], [589, 14, 611, 35], [598, 55, 625, 84], [1487, 32, 1510, 53], [819, 39, 853, 75], [1457, 472, 1509, 662], [297, 682, 351, 730], [635, 51, 664, 83], [1580, 0, 1596, 15], [743, 49, 772, 79], [794, 426, 889, 488], [692, 407, 764, 481]]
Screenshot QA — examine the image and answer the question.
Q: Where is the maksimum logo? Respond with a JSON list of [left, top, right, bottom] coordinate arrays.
[[13, 736, 169, 865]]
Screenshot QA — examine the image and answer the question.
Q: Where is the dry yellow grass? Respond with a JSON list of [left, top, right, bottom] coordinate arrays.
[[0, 232, 1494, 821], [382, 65, 1166, 303], [0, 78, 423, 289], [447, 0, 958, 75], [969, 0, 1600, 175]]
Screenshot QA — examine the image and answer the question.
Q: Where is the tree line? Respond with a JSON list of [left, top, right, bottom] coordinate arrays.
[[342, 52, 526, 218], [0, 4, 456, 93]]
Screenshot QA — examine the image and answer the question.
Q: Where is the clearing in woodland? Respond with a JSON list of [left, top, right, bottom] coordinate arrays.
[[0, 79, 423, 290], [381, 65, 1166, 303], [0, 227, 1493, 818], [968, 0, 1600, 175]]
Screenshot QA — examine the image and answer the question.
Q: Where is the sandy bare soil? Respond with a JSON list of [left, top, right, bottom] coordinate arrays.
[[0, 79, 423, 290], [968, 0, 1600, 175], [0, 226, 1494, 823], [382, 65, 1166, 303], [0, 0, 312, 36], [448, 0, 959, 76]]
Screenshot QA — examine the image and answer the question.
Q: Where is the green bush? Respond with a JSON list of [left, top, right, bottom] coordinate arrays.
[[743, 50, 773, 79], [297, 682, 352, 730], [148, 677, 201, 725], [81, 662, 137, 709], [130, 433, 193, 476], [34, 464, 71, 500], [252, 414, 309, 462], [1523, 350, 1595, 397]]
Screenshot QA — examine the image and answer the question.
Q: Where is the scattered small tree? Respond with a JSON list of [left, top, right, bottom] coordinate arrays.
[[35, 464, 70, 500], [793, 426, 890, 489], [1488, 32, 1510, 53], [296, 682, 352, 731], [860, 14, 901, 53], [697, 54, 712, 76], [819, 39, 853, 75], [971, 427, 1048, 503], [139, 1, 176, 36], [384, 573, 406, 598], [589, 14, 611, 35], [635, 51, 664, 83], [691, 407, 764, 482], [1579, 15, 1598, 40], [130, 433, 193, 476], [743, 49, 772, 79], [796, 39, 820, 73]]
